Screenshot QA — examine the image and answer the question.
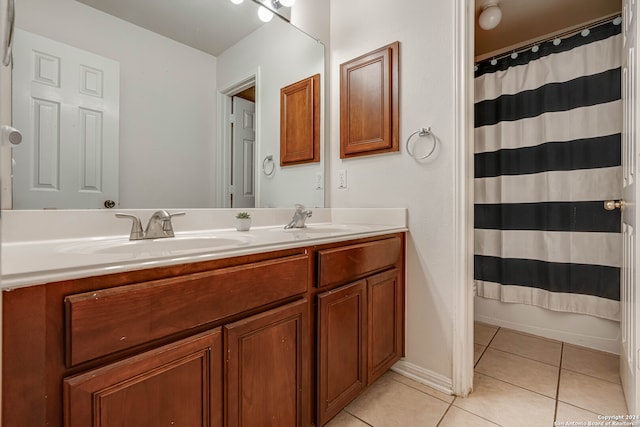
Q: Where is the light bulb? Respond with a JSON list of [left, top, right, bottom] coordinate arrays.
[[478, 4, 502, 30], [258, 5, 274, 22], [230, 0, 243, 4], [279, 0, 295, 6]]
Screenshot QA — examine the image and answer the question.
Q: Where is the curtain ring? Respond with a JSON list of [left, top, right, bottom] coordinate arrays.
[[406, 127, 437, 160], [262, 155, 275, 176]]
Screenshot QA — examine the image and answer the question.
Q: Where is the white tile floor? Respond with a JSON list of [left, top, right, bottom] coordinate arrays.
[[325, 322, 628, 427]]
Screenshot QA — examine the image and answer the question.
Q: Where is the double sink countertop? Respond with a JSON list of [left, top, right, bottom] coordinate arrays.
[[1, 208, 407, 289]]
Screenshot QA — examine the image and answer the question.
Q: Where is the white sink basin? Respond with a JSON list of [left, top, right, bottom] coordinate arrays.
[[62, 235, 251, 256]]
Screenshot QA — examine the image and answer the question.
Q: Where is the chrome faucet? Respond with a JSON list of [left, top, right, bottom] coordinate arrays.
[[284, 204, 312, 229], [116, 210, 185, 240]]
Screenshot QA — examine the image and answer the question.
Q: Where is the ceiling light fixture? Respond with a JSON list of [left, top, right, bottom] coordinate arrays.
[[478, 1, 502, 31], [258, 4, 274, 22], [230, 0, 296, 23]]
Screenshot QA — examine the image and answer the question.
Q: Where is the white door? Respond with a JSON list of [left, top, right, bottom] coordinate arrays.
[[621, 0, 640, 414], [231, 96, 255, 209], [12, 29, 119, 209]]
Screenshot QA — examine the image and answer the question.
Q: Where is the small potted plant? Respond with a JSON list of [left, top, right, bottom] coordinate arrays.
[[235, 212, 252, 231]]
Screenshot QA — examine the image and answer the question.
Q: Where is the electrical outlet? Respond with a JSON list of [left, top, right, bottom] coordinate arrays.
[[337, 169, 347, 189], [315, 172, 323, 189]]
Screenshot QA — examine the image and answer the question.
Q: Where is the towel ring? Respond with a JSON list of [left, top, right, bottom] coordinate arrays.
[[262, 155, 275, 176], [406, 127, 437, 160]]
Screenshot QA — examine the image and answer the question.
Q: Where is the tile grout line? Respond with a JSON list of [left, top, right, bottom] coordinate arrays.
[[473, 371, 558, 401], [435, 400, 456, 427], [553, 341, 564, 423], [387, 377, 454, 405], [474, 326, 501, 368], [560, 366, 623, 385], [343, 408, 375, 427], [482, 345, 561, 369]]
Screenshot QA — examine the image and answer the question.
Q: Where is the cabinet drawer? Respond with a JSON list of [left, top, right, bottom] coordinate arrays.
[[65, 253, 309, 366], [317, 237, 401, 288]]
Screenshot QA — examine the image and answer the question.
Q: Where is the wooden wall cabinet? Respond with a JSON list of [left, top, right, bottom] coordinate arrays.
[[340, 42, 399, 158], [280, 74, 320, 166]]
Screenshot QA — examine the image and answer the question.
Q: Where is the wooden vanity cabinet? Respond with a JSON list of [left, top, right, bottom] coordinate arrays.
[[315, 236, 405, 426], [225, 298, 309, 427], [2, 233, 405, 427], [2, 248, 311, 427], [64, 329, 224, 427], [317, 280, 367, 426]]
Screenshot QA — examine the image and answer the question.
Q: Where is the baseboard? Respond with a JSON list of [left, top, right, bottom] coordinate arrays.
[[391, 360, 454, 396], [475, 297, 620, 354]]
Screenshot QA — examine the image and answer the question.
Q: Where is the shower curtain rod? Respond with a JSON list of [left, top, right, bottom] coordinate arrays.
[[475, 12, 621, 64]]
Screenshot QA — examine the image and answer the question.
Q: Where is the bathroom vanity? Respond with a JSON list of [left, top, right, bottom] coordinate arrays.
[[1, 208, 406, 427]]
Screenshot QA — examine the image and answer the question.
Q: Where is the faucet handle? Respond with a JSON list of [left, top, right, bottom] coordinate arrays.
[[152, 211, 185, 237], [115, 213, 144, 240], [165, 211, 185, 235]]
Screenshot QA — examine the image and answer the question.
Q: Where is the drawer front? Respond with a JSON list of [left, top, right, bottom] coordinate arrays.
[[65, 253, 309, 366], [317, 237, 401, 289]]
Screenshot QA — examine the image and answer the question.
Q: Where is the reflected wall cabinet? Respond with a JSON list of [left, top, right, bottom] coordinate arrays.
[[280, 73, 321, 166], [340, 41, 399, 158]]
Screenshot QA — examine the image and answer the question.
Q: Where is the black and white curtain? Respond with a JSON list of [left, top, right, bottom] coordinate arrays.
[[474, 19, 622, 321]]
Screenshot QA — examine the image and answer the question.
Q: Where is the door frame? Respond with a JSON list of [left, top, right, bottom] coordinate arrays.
[[457, 0, 638, 406], [216, 69, 260, 208], [452, 0, 475, 397]]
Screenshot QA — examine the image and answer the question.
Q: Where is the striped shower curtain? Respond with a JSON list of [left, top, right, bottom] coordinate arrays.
[[474, 19, 622, 321]]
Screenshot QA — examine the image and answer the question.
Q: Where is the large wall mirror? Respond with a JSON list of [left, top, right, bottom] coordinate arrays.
[[4, 0, 325, 210]]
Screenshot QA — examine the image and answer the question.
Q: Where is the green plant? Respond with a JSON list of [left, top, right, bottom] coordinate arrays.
[[235, 212, 251, 219]]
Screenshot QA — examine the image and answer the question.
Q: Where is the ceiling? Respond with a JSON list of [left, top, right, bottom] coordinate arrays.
[[76, 0, 289, 57], [475, 0, 622, 59]]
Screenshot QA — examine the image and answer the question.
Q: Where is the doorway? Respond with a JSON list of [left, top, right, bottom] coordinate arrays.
[[217, 73, 258, 208], [467, 3, 637, 413]]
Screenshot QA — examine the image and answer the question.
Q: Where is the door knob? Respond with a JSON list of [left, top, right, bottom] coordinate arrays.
[[604, 200, 624, 211]]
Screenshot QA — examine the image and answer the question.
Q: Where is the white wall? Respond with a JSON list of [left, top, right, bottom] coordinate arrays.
[[217, 18, 325, 209], [330, 0, 459, 381], [15, 0, 218, 208], [292, 0, 330, 45]]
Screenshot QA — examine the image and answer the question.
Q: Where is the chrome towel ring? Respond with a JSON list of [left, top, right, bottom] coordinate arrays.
[[406, 127, 437, 160], [262, 155, 275, 176]]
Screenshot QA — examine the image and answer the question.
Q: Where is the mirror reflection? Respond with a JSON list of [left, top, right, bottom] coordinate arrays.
[[7, 0, 324, 210]]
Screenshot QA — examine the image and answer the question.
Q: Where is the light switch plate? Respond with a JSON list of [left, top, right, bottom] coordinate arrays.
[[337, 169, 347, 189]]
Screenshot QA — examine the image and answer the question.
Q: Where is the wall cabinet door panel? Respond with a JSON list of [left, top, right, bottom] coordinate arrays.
[[317, 281, 367, 426], [340, 42, 399, 158], [63, 329, 223, 427], [225, 298, 309, 427], [280, 74, 320, 166]]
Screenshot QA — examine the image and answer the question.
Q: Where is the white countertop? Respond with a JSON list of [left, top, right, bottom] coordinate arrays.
[[1, 208, 407, 289]]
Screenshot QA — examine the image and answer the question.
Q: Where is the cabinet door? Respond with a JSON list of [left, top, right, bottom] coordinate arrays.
[[317, 281, 367, 426], [225, 299, 309, 427], [63, 329, 223, 427], [367, 269, 404, 384]]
